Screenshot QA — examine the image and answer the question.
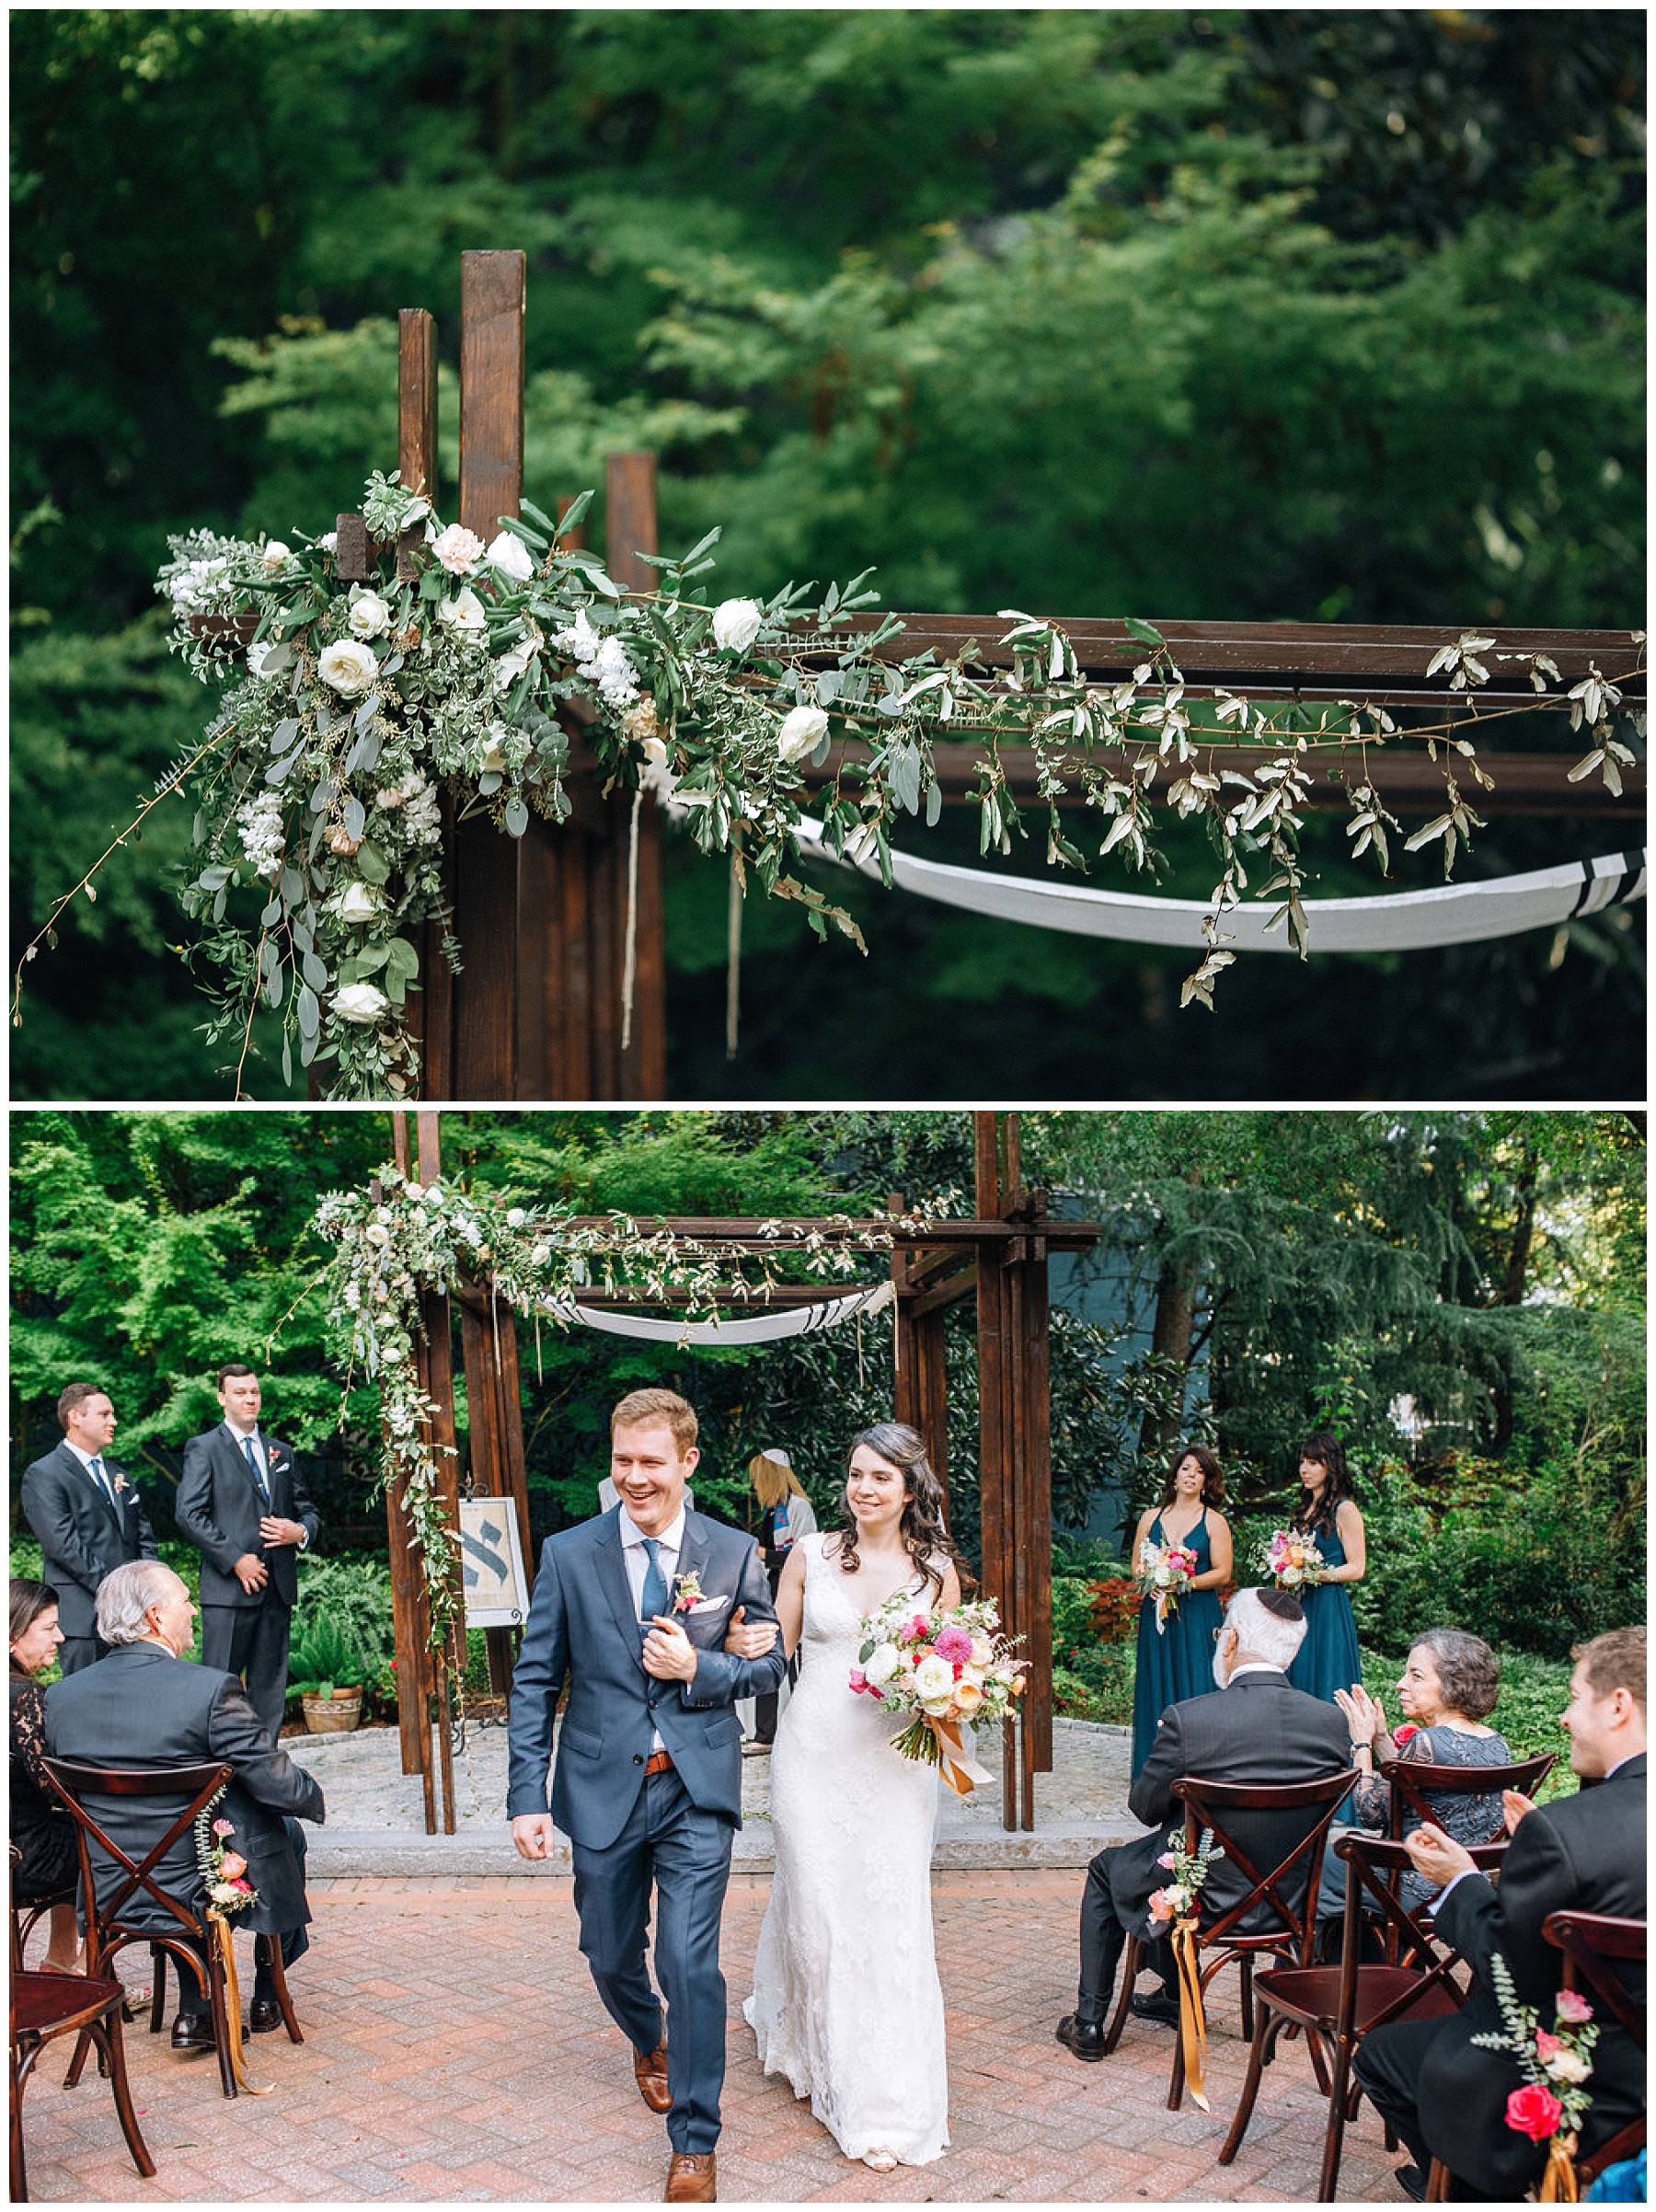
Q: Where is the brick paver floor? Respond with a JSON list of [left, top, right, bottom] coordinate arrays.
[[18, 1872, 1409, 2205]]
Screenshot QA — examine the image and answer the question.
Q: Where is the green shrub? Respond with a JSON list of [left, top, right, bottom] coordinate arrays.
[[1052, 1642, 1135, 1724], [289, 1553, 395, 1706]]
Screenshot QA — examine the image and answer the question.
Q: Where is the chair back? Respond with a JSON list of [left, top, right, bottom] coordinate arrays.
[[40, 1757, 232, 1948], [1334, 1829, 1509, 2029], [1382, 1750, 1556, 1842], [1171, 1769, 1358, 1957], [1543, 1911, 1647, 2048]]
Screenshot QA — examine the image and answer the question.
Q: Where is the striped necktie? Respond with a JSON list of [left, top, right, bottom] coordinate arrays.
[[243, 1434, 270, 1504]]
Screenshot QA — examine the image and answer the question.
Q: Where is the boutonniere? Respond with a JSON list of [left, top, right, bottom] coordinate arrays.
[[673, 1572, 705, 1615], [112, 1472, 130, 1495]]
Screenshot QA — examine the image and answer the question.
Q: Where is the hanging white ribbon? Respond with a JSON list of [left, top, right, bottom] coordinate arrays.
[[540, 1279, 893, 1346], [792, 815, 1646, 953]]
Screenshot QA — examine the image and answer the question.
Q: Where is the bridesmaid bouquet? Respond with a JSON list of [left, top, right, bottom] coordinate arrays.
[[1257, 1528, 1328, 1590], [852, 1594, 1025, 1796], [1135, 1538, 1200, 1633]]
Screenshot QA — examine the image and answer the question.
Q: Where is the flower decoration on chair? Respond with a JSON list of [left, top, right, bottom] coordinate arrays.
[[1472, 1952, 1601, 2203], [13, 462, 1644, 1099], [1148, 1824, 1225, 2114]]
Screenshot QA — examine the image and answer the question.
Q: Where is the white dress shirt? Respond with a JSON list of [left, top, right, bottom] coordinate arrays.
[[64, 1438, 120, 1504]]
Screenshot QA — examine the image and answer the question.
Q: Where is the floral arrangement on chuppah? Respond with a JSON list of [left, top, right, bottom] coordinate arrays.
[[14, 467, 1641, 1099]]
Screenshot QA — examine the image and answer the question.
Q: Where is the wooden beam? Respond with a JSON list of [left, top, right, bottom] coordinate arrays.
[[909, 1261, 978, 1319], [547, 1215, 1099, 1247], [604, 450, 668, 1101], [458, 251, 524, 544], [397, 307, 440, 578]]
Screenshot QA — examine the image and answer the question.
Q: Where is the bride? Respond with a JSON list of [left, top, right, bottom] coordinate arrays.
[[727, 1422, 960, 2172]]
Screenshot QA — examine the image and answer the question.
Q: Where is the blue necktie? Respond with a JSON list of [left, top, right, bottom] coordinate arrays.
[[89, 1456, 117, 1509], [244, 1434, 270, 1505], [638, 1538, 669, 1632]]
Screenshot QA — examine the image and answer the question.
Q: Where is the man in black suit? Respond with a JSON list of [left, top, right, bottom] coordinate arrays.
[[175, 1364, 319, 1742], [1355, 1625, 1646, 2202], [46, 1559, 325, 2051], [1057, 1585, 1354, 2059], [20, 1381, 157, 1674]]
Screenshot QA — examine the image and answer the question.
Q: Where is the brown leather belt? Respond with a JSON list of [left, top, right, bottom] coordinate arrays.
[[643, 1749, 674, 1777]]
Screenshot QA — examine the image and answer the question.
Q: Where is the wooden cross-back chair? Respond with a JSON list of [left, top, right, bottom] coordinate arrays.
[[1104, 1769, 1358, 2113], [1425, 1911, 1649, 2202], [1381, 1751, 1557, 1859], [1221, 1831, 1510, 2199], [41, 1756, 298, 2101], [9, 1845, 155, 2202]]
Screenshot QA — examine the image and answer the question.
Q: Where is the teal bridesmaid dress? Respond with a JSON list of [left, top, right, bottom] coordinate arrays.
[[1285, 1518, 1363, 1703], [1130, 1508, 1225, 1776]]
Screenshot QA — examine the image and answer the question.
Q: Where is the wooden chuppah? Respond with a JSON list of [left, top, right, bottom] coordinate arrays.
[[381, 1109, 1095, 1836], [342, 254, 1641, 1107]]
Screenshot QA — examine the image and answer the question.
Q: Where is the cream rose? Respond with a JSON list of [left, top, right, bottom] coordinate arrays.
[[438, 588, 488, 639], [912, 1653, 956, 1711], [260, 540, 291, 574], [348, 589, 393, 639], [863, 1642, 902, 1688], [334, 983, 389, 1025], [777, 704, 829, 765], [432, 523, 485, 574], [488, 530, 535, 582], [712, 597, 763, 652], [335, 881, 384, 925], [317, 639, 379, 697]]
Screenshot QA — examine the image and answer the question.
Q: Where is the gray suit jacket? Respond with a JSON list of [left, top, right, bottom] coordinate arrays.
[[175, 1423, 319, 1609], [45, 1641, 325, 1938], [20, 1441, 157, 1640], [507, 1506, 787, 1849]]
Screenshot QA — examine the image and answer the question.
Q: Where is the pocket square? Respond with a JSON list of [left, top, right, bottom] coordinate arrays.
[[686, 1595, 730, 1615]]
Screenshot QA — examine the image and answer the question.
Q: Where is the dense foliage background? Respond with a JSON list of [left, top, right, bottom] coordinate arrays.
[[11, 1107, 1644, 1702], [11, 9, 1646, 1100]]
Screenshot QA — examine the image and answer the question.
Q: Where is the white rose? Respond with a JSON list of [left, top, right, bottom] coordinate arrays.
[[317, 639, 379, 697], [431, 523, 486, 574], [438, 588, 488, 639], [712, 597, 763, 653], [776, 705, 829, 764], [912, 1653, 956, 1712], [246, 642, 281, 680], [261, 540, 291, 574], [488, 530, 535, 582], [334, 983, 389, 1025], [317, 532, 338, 553], [1544, 2048, 1593, 2086], [363, 1224, 391, 1248], [335, 881, 384, 925], [349, 590, 392, 639], [864, 1642, 901, 1688], [210, 1882, 244, 1907], [506, 1207, 527, 1227]]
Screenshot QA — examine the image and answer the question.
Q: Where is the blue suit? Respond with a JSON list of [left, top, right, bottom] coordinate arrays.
[[508, 1506, 785, 2153]]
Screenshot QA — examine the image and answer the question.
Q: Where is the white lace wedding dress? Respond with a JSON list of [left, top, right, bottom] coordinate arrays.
[[743, 1531, 949, 2166]]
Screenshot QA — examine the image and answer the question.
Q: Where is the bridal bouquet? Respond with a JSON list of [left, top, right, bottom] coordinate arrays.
[[1135, 1537, 1200, 1632], [1257, 1528, 1328, 1591], [852, 1593, 1025, 1795]]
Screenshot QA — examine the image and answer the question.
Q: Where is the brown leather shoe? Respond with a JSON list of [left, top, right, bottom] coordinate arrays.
[[633, 2042, 672, 2114], [664, 2151, 716, 2203]]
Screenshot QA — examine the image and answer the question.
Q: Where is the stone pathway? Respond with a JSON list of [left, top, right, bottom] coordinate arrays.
[[17, 1872, 1408, 2204], [291, 1715, 1144, 1875]]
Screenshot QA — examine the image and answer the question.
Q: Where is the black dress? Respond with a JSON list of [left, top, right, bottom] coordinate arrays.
[[9, 1670, 77, 1900]]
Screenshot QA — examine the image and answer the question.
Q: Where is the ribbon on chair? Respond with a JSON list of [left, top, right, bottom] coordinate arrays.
[[1537, 2132, 1580, 2204], [1171, 1916, 1211, 2114], [208, 1913, 274, 2095]]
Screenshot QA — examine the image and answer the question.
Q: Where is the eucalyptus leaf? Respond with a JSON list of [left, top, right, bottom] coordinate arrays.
[[354, 839, 389, 886], [343, 796, 365, 842], [296, 985, 320, 1038], [302, 950, 328, 992], [504, 796, 529, 837]]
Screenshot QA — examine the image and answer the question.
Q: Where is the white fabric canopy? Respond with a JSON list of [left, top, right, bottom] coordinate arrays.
[[792, 815, 1646, 954], [541, 1279, 893, 1345]]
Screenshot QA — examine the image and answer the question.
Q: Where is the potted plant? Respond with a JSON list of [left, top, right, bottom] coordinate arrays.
[[287, 1616, 368, 1734]]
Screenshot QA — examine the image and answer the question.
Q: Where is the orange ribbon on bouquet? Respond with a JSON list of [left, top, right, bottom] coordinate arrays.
[[1170, 1917, 1210, 2113], [929, 1717, 994, 1797]]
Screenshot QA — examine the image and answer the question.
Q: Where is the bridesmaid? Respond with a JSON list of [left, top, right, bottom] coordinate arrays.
[[1129, 1445, 1233, 1776], [1283, 1431, 1365, 1703]]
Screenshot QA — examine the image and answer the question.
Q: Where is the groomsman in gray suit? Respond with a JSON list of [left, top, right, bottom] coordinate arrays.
[[176, 1365, 319, 1741], [20, 1382, 157, 1674], [509, 1388, 786, 2206]]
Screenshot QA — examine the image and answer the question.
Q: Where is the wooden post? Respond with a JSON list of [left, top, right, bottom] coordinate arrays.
[[890, 1193, 951, 1514], [604, 450, 667, 1100], [415, 1111, 461, 1835], [973, 1114, 1019, 1829], [385, 1116, 434, 1809]]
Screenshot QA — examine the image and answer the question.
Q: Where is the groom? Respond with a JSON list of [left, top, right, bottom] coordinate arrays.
[[508, 1388, 786, 2205]]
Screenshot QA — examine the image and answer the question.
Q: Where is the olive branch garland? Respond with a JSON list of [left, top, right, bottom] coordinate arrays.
[[12, 467, 1645, 1090], [313, 1165, 925, 1645]]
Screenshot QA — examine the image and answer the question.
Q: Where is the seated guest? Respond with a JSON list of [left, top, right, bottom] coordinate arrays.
[[1322, 1628, 1511, 1921], [10, 1578, 82, 1970], [45, 1561, 325, 2050], [1354, 1626, 1646, 2203], [1057, 1585, 1354, 2060]]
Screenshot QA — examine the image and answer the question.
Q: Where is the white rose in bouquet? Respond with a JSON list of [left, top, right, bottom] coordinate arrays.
[[335, 881, 384, 925], [334, 983, 389, 1025], [487, 530, 535, 582], [912, 1653, 957, 1713], [863, 1642, 902, 1688], [777, 705, 829, 764], [438, 588, 488, 639], [348, 589, 393, 639], [317, 639, 379, 697], [712, 597, 763, 652], [432, 523, 485, 574]]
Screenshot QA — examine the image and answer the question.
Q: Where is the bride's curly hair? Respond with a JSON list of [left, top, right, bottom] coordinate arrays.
[[830, 1423, 965, 1601]]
